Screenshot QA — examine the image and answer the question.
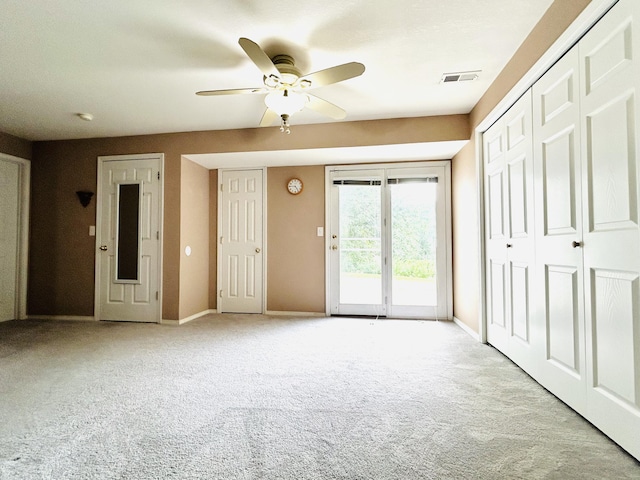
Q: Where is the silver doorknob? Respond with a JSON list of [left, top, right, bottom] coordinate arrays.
[[99, 245, 108, 251], [255, 247, 261, 253], [572, 241, 582, 248], [331, 245, 338, 250]]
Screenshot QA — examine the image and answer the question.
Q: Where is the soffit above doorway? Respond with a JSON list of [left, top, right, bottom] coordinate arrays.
[[184, 141, 467, 170]]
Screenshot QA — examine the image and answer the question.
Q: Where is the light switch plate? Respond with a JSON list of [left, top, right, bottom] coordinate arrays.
[[89, 225, 96, 236], [317, 227, 324, 237]]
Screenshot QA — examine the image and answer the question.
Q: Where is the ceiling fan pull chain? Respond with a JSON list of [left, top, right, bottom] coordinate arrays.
[[280, 114, 291, 134]]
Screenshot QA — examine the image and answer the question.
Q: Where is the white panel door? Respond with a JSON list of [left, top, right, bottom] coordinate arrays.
[[97, 157, 161, 322], [484, 91, 536, 374], [532, 47, 586, 414], [220, 169, 264, 314], [484, 115, 509, 351], [580, 0, 640, 459], [503, 92, 536, 374], [0, 159, 20, 322]]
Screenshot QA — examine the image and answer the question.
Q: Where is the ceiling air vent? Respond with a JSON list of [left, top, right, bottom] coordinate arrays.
[[441, 71, 481, 83]]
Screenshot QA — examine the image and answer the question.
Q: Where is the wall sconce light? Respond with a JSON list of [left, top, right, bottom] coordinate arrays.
[[76, 191, 94, 208]]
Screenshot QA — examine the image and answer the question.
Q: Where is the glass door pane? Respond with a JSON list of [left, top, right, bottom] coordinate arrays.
[[338, 182, 382, 305], [389, 180, 437, 307]]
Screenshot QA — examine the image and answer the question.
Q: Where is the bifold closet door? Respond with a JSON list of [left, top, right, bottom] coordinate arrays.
[[579, 0, 640, 459], [484, 91, 536, 375], [0, 159, 20, 322], [532, 46, 586, 415]]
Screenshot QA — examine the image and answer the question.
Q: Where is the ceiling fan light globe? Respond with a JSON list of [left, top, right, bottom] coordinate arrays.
[[264, 91, 308, 116]]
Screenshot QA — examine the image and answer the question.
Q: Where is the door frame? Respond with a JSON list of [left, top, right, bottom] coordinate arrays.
[[94, 153, 164, 322], [324, 161, 453, 319], [216, 167, 267, 314], [0, 153, 30, 321], [476, 0, 619, 343]]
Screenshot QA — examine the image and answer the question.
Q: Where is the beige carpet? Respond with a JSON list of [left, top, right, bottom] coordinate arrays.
[[1, 314, 638, 479]]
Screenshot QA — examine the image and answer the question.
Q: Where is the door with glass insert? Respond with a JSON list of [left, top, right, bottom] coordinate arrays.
[[97, 157, 161, 322], [330, 170, 385, 316], [329, 164, 451, 319]]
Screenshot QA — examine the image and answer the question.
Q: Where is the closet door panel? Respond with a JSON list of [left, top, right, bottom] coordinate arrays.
[[533, 46, 586, 413], [510, 262, 530, 343], [586, 95, 637, 232], [484, 118, 510, 353], [504, 92, 536, 374], [542, 129, 579, 236], [489, 259, 507, 329], [591, 269, 639, 405], [508, 155, 528, 238], [546, 265, 580, 375], [488, 170, 506, 240], [580, 0, 640, 460]]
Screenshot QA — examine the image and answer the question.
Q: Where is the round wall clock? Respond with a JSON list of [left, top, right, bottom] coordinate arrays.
[[287, 178, 303, 195]]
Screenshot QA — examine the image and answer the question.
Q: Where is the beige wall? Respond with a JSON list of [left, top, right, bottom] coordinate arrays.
[[179, 157, 210, 319], [0, 131, 32, 160], [29, 115, 467, 320], [267, 165, 326, 312], [24, 0, 595, 324], [451, 139, 479, 329], [451, 0, 592, 333], [30, 137, 182, 318]]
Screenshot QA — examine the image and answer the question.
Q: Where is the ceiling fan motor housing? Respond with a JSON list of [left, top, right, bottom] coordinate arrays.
[[271, 54, 301, 84]]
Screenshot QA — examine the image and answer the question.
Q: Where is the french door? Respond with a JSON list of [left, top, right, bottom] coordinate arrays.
[[327, 163, 451, 319]]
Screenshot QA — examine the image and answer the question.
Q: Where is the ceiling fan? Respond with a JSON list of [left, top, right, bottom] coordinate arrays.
[[196, 38, 365, 133]]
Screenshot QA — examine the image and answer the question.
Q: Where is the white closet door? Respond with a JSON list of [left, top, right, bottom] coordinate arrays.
[[532, 47, 586, 414], [484, 115, 509, 353], [503, 92, 536, 374], [580, 0, 640, 459], [0, 159, 20, 322], [484, 91, 536, 375]]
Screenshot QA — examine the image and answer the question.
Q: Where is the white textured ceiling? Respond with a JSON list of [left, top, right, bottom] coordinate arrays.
[[0, 0, 554, 142]]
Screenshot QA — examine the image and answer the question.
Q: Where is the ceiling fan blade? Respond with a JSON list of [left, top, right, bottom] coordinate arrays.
[[196, 87, 266, 96], [260, 108, 279, 127], [305, 94, 347, 120], [299, 62, 365, 88], [238, 37, 281, 79]]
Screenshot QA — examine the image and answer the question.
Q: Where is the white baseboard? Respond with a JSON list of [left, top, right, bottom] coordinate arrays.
[[265, 311, 326, 317], [28, 315, 97, 322], [453, 316, 480, 342], [162, 309, 217, 326]]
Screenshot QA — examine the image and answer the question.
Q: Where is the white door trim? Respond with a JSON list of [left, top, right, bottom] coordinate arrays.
[[0, 153, 30, 321], [94, 153, 164, 322], [477, 0, 619, 343], [216, 167, 267, 314]]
